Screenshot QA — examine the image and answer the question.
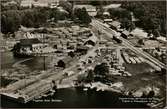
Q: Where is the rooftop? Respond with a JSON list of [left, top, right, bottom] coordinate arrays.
[[85, 35, 98, 43], [130, 28, 148, 38], [103, 4, 121, 9], [104, 19, 113, 22], [74, 5, 96, 11], [122, 30, 130, 36], [20, 38, 41, 46], [109, 21, 121, 27]]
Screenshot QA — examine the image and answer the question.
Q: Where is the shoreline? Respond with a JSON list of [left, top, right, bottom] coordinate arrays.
[[12, 58, 33, 68]]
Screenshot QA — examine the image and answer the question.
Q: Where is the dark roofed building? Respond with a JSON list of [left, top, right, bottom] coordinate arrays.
[[84, 35, 97, 46], [57, 60, 66, 68], [20, 38, 41, 46], [109, 21, 121, 30], [121, 30, 130, 39], [76, 45, 89, 55]]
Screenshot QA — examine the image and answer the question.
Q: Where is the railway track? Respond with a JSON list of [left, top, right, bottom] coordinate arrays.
[[91, 19, 166, 70]]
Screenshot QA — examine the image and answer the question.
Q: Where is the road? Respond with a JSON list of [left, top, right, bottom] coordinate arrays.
[[91, 19, 166, 70]]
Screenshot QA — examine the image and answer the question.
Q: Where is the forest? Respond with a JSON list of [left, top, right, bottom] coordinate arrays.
[[1, 1, 91, 34], [121, 1, 166, 37], [91, 1, 166, 37]]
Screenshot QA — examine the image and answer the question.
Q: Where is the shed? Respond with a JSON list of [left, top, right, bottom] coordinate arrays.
[[121, 30, 130, 39], [109, 21, 121, 30], [103, 19, 113, 23]]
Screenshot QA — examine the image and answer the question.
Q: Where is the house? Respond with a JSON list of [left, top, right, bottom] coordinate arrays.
[[76, 45, 89, 54], [20, 0, 59, 8], [103, 4, 121, 9], [157, 36, 167, 43], [77, 28, 92, 36], [84, 35, 97, 46], [19, 38, 48, 53], [130, 28, 148, 38], [121, 30, 130, 39], [103, 19, 113, 23], [20, 0, 35, 8], [71, 25, 80, 31], [108, 21, 121, 30], [67, 41, 77, 50], [49, 1, 59, 8], [3, 0, 17, 6]]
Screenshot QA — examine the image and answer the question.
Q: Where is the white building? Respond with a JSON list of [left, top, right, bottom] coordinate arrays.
[[20, 0, 59, 8]]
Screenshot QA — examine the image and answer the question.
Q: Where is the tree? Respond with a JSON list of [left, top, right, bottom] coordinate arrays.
[[74, 7, 92, 24], [122, 1, 166, 35], [68, 51, 75, 58], [1, 8, 49, 34], [57, 60, 66, 68], [90, 1, 101, 6], [96, 6, 104, 18], [108, 8, 131, 20], [94, 63, 109, 76], [152, 29, 160, 37], [49, 8, 69, 22], [147, 90, 155, 98], [22, 11, 35, 27], [22, 9, 48, 28], [121, 18, 135, 31], [138, 39, 144, 45], [1, 10, 21, 34], [86, 69, 94, 82]]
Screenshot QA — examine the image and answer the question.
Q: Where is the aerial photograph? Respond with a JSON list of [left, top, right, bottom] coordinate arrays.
[[0, 0, 166, 108]]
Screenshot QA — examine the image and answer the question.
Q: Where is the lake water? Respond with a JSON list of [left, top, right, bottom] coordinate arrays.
[[0, 51, 52, 70], [0, 51, 149, 108], [1, 88, 148, 108]]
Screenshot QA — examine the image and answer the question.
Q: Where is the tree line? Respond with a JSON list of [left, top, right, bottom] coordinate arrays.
[[108, 8, 136, 31], [1, 2, 92, 34], [1, 0, 74, 34], [74, 7, 92, 25], [1, 7, 70, 34]]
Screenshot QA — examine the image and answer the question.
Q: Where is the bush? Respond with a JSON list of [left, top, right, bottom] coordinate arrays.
[[74, 7, 92, 24]]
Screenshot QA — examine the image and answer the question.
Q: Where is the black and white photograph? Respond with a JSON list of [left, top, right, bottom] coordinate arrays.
[[0, 0, 166, 108]]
